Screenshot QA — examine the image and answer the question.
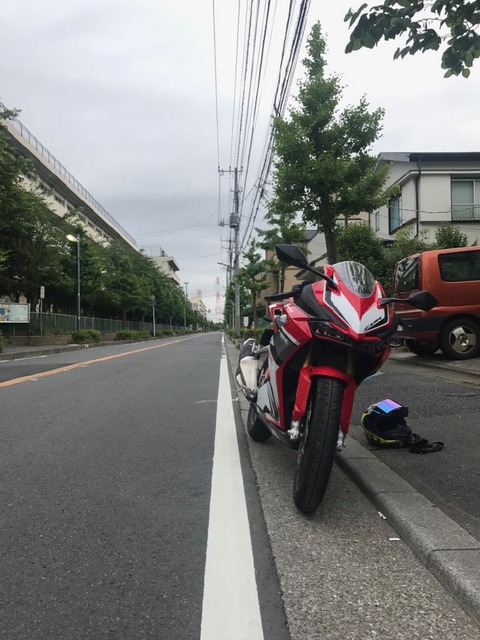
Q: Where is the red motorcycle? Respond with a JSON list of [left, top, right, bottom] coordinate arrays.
[[236, 244, 436, 513]]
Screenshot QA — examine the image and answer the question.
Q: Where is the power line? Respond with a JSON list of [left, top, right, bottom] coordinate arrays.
[[211, 0, 221, 169]]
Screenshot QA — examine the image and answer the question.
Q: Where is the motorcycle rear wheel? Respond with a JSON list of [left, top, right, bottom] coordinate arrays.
[[293, 377, 344, 514], [247, 403, 272, 442]]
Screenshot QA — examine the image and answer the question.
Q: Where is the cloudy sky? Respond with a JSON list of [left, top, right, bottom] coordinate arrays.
[[1, 1, 479, 320]]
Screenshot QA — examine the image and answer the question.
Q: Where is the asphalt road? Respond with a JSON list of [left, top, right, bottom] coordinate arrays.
[[0, 335, 220, 638], [0, 334, 479, 639]]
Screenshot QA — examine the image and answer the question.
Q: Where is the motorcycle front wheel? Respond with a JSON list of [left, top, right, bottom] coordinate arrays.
[[293, 377, 344, 514]]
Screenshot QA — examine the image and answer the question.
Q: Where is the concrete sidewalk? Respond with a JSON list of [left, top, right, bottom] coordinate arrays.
[[229, 339, 480, 627]]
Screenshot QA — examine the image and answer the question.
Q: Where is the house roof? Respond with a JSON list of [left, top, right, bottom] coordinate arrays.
[[379, 152, 480, 163], [304, 228, 317, 241]]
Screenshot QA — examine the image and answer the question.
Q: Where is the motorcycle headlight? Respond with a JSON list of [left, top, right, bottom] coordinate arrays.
[[359, 339, 386, 354], [310, 321, 350, 344]]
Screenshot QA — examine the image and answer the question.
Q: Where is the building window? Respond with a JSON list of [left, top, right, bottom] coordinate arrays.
[[388, 194, 402, 233], [451, 179, 480, 220], [374, 210, 380, 231]]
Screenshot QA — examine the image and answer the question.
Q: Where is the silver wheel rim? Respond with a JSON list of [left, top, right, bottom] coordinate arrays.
[[448, 325, 477, 354]]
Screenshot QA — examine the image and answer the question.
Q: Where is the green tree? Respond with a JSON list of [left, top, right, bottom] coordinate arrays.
[[272, 22, 395, 265], [434, 224, 469, 249], [345, 1, 480, 78], [335, 222, 387, 282], [257, 201, 306, 292], [236, 240, 270, 327], [0, 109, 72, 306]]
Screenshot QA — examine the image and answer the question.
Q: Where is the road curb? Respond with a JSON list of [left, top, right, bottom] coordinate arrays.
[[228, 336, 480, 627], [335, 438, 480, 625], [0, 344, 87, 361], [0, 338, 161, 362]]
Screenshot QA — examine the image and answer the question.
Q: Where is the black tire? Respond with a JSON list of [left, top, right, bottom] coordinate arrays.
[[247, 404, 272, 442], [439, 317, 480, 360], [405, 340, 438, 356], [293, 377, 344, 514]]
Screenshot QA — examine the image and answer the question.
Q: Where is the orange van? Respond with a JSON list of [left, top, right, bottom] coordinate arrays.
[[392, 246, 480, 359]]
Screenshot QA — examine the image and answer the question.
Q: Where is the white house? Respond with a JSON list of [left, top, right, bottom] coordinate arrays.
[[371, 152, 480, 245]]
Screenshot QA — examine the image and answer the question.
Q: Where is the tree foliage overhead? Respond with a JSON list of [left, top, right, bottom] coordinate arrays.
[[271, 22, 395, 264], [345, 1, 480, 78]]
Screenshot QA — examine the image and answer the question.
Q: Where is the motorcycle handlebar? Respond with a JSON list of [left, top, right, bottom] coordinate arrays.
[[265, 283, 306, 302], [265, 291, 293, 302]]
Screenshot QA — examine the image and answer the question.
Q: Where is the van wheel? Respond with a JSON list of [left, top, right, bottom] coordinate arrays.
[[406, 340, 438, 356], [440, 318, 480, 360]]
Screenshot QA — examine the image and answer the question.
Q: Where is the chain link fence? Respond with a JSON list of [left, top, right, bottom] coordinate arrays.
[[1, 313, 183, 337]]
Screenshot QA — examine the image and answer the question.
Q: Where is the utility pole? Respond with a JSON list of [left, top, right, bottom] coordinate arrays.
[[218, 166, 242, 335], [233, 167, 241, 335], [183, 281, 189, 333]]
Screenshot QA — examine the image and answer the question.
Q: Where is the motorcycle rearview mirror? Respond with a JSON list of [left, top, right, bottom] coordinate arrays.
[[275, 244, 338, 290], [275, 244, 309, 269], [379, 291, 438, 310], [406, 290, 438, 310]]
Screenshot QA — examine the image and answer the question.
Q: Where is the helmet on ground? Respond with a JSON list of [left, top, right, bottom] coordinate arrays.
[[361, 399, 412, 448]]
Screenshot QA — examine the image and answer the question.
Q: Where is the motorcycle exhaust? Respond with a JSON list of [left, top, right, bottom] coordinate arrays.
[[236, 339, 259, 400]]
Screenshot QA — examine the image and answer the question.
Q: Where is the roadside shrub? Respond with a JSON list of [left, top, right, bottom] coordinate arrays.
[[115, 330, 137, 340], [114, 330, 151, 341], [240, 328, 264, 342], [71, 329, 102, 344]]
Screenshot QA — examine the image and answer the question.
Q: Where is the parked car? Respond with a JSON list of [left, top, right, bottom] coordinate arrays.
[[392, 246, 480, 359]]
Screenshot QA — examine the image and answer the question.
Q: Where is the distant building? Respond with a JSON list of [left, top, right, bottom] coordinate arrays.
[[1, 103, 136, 249], [141, 246, 181, 285], [190, 295, 207, 318]]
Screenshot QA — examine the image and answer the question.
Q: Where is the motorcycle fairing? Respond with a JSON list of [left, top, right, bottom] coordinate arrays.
[[292, 365, 356, 431], [322, 262, 390, 337], [256, 358, 281, 423]]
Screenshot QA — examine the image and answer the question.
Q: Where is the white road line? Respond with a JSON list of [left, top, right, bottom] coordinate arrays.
[[200, 340, 264, 640]]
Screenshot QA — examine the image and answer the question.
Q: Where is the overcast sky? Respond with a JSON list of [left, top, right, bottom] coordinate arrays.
[[1, 1, 479, 320]]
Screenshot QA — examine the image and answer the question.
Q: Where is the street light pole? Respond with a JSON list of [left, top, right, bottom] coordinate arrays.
[[184, 281, 189, 333], [151, 296, 156, 337], [66, 234, 81, 332]]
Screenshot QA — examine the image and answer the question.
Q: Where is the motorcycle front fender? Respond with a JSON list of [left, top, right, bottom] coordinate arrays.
[[292, 366, 356, 433]]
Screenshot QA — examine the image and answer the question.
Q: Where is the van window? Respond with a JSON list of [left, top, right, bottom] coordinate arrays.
[[438, 250, 480, 282], [394, 257, 419, 293]]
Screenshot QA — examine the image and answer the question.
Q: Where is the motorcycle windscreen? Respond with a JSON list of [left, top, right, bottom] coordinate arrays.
[[332, 261, 376, 298]]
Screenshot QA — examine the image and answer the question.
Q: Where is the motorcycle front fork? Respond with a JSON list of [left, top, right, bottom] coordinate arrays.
[[287, 416, 347, 451]]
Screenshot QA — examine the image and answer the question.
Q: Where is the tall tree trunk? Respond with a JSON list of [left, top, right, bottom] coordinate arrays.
[[251, 291, 257, 327], [323, 224, 337, 264], [279, 265, 286, 293]]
